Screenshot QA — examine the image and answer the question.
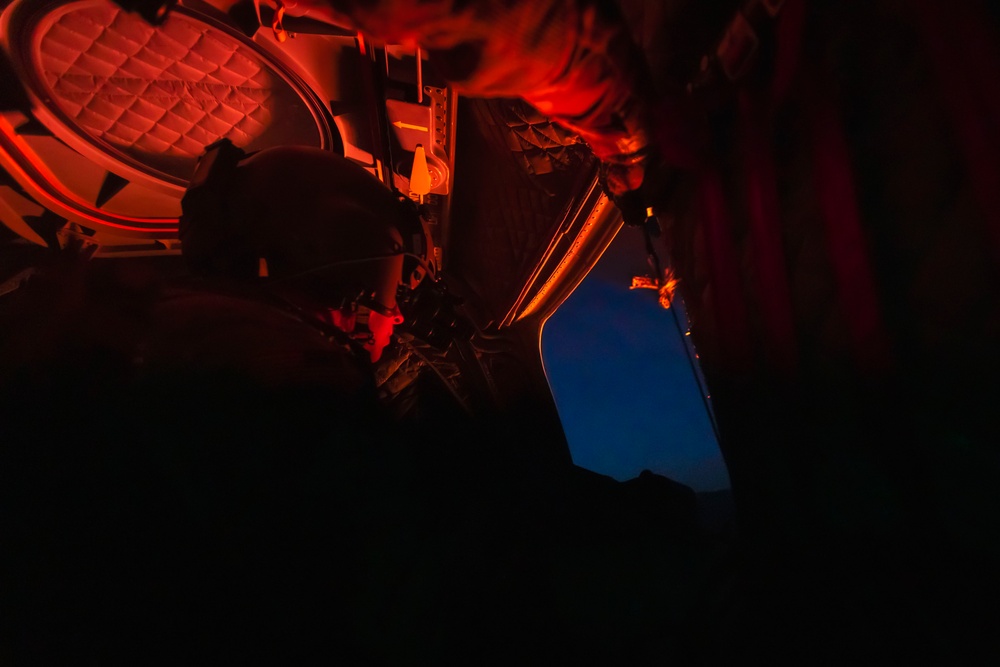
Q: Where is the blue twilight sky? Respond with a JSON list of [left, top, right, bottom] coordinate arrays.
[[541, 225, 730, 492]]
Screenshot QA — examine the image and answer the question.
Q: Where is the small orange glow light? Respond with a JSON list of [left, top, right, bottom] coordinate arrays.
[[629, 267, 678, 309]]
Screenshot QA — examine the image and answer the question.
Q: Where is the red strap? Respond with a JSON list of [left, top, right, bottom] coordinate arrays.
[[769, 0, 806, 107], [739, 91, 798, 374], [912, 0, 1000, 265], [700, 170, 752, 372], [810, 94, 891, 373]]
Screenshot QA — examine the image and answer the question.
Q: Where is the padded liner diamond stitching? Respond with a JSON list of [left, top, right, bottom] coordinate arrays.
[[38, 3, 273, 158]]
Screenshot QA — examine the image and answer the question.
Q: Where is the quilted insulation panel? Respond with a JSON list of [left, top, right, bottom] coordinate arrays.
[[31, 0, 323, 179]]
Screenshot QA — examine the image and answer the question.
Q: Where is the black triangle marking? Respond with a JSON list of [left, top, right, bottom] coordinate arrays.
[[23, 209, 65, 249], [13, 117, 51, 137], [96, 171, 129, 208]]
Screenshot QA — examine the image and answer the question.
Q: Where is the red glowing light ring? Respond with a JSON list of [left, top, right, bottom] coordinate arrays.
[[0, 117, 180, 234]]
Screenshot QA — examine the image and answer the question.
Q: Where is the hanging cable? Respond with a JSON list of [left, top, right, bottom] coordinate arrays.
[[641, 212, 722, 446], [400, 338, 473, 415]]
